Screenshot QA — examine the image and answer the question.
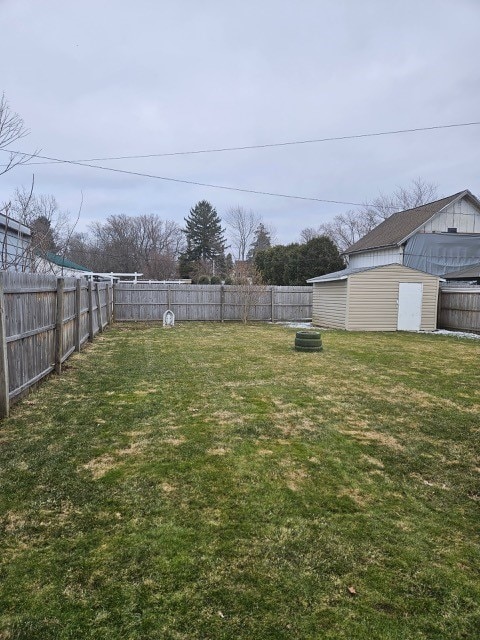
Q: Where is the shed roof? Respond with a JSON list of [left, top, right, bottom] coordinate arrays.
[[307, 263, 443, 284], [307, 265, 380, 283], [344, 189, 480, 255], [45, 251, 90, 271], [442, 262, 480, 279]]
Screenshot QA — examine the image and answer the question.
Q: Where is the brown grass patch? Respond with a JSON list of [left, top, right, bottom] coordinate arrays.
[[207, 447, 230, 456], [81, 454, 116, 479], [210, 410, 244, 427], [361, 454, 385, 468], [340, 428, 403, 451], [163, 437, 185, 446], [280, 463, 308, 491], [271, 398, 319, 435], [338, 487, 369, 507], [4, 511, 27, 533], [410, 473, 450, 490]]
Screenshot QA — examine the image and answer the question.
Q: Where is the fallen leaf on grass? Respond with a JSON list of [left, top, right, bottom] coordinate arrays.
[[347, 586, 357, 595]]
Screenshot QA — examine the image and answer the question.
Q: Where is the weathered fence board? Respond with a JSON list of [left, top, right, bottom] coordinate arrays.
[[438, 286, 480, 333], [0, 272, 113, 416], [113, 284, 313, 322]]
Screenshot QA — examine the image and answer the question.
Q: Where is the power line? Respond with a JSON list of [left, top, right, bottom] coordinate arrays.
[[18, 120, 480, 164], [69, 245, 479, 262], [1, 149, 374, 206], [2, 118, 478, 206]]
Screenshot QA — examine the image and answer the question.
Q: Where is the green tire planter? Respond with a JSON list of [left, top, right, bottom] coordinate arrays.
[[294, 344, 323, 352], [295, 338, 323, 348], [295, 330, 321, 340], [294, 330, 323, 352]]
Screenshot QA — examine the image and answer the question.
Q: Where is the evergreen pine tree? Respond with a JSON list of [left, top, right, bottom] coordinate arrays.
[[246, 223, 271, 261], [181, 201, 226, 276]]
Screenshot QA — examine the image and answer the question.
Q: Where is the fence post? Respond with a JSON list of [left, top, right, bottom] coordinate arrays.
[[167, 285, 171, 309], [220, 285, 225, 322], [55, 277, 65, 374], [75, 279, 82, 352], [271, 286, 275, 322], [112, 284, 116, 323], [88, 280, 94, 341], [0, 273, 10, 418], [105, 284, 112, 325], [95, 283, 103, 333]]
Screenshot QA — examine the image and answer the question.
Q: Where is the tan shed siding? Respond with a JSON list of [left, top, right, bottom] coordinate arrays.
[[346, 264, 439, 331], [312, 280, 347, 328]]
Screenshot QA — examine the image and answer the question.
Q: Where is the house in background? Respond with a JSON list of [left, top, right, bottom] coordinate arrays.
[[0, 211, 92, 277], [38, 251, 92, 278], [0, 210, 33, 272], [344, 189, 480, 277]]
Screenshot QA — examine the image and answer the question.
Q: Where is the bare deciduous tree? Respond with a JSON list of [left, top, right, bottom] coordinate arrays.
[[86, 214, 185, 278], [233, 262, 267, 323], [303, 178, 438, 252], [299, 227, 319, 244], [225, 206, 260, 260], [10, 186, 78, 271], [0, 93, 36, 175]]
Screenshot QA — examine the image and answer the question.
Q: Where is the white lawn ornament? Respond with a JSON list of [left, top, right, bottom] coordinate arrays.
[[163, 309, 175, 327]]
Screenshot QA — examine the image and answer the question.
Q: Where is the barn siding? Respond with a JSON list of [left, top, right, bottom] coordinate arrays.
[[421, 199, 480, 234], [346, 265, 439, 331], [312, 280, 347, 329], [348, 247, 403, 269]]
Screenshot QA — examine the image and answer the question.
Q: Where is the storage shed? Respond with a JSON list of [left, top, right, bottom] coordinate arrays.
[[307, 263, 442, 331]]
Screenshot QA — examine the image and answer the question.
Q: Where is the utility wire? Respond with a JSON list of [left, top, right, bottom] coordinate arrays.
[[0, 149, 375, 206], [66, 244, 479, 263], [18, 120, 480, 164], [2, 118, 478, 206]]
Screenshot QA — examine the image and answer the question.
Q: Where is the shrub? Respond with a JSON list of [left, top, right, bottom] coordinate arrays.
[[198, 275, 211, 284], [210, 275, 222, 284]]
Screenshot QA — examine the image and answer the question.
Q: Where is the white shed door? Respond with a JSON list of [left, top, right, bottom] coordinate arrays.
[[397, 282, 423, 331]]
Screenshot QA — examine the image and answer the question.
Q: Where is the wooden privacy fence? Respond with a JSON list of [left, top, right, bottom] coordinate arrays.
[[438, 285, 480, 333], [0, 272, 113, 417], [113, 283, 313, 322]]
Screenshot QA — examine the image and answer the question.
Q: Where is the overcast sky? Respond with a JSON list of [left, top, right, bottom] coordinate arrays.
[[1, 0, 479, 245]]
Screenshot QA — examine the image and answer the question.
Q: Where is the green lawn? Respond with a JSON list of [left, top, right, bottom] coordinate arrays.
[[1, 323, 479, 639]]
